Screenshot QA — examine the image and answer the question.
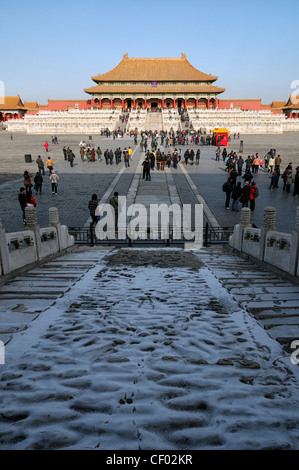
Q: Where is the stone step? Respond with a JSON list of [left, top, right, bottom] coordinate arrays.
[[229, 286, 299, 294], [197, 249, 299, 353], [233, 293, 299, 302]]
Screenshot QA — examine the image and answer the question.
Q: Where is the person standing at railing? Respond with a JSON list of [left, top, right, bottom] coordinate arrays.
[[26, 190, 37, 208], [18, 187, 27, 225]]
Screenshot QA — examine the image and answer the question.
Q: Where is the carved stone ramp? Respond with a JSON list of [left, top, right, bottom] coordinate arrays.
[[198, 246, 299, 353], [0, 248, 111, 346]]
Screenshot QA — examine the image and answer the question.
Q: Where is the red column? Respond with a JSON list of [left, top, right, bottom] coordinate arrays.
[[91, 97, 95, 108], [162, 98, 165, 109], [184, 98, 187, 109], [145, 98, 147, 109], [133, 98, 136, 109], [122, 99, 125, 110], [196, 98, 198, 109], [215, 97, 219, 108], [173, 98, 176, 109], [99, 98, 102, 110], [207, 98, 210, 109], [111, 99, 113, 109]]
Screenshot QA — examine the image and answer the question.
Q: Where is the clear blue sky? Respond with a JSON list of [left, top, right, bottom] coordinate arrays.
[[1, 0, 298, 104]]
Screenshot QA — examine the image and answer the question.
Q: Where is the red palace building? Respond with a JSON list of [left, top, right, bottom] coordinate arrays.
[[1, 54, 297, 119], [84, 53, 225, 110]]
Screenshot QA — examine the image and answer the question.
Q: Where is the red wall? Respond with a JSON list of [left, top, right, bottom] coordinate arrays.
[[38, 100, 92, 111], [218, 99, 271, 111]]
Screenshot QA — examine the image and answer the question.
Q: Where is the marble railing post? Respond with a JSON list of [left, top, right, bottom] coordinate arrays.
[[241, 207, 251, 230], [0, 218, 10, 274], [289, 206, 299, 275], [229, 207, 251, 251], [259, 206, 276, 261], [25, 206, 42, 259], [49, 207, 61, 250]]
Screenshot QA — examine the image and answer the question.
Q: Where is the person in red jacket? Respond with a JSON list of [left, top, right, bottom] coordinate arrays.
[[249, 181, 259, 211], [44, 141, 49, 152], [26, 190, 37, 207]]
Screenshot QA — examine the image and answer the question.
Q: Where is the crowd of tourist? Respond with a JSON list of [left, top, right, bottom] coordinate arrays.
[[221, 148, 299, 212], [18, 130, 299, 226]]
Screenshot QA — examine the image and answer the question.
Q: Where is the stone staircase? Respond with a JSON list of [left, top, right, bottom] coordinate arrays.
[[145, 110, 163, 133], [0, 249, 109, 346], [2, 244, 299, 356], [199, 246, 299, 353]]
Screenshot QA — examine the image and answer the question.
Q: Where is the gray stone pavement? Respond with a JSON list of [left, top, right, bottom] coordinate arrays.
[[1, 247, 299, 450], [169, 132, 299, 233], [0, 132, 139, 232], [1, 131, 299, 234]]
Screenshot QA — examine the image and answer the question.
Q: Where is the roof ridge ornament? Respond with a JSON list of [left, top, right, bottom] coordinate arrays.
[[123, 52, 128, 59], [181, 52, 187, 59]]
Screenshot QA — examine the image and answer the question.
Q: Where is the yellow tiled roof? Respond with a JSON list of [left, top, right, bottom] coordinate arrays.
[[0, 95, 25, 110], [91, 53, 218, 83], [24, 101, 39, 110]]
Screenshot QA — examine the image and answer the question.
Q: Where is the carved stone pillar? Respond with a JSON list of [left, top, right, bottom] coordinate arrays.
[[241, 207, 251, 229], [25, 206, 42, 259], [263, 206, 276, 231], [259, 206, 276, 261], [49, 207, 60, 227]]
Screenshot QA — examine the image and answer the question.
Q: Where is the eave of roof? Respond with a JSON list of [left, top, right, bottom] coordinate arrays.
[[84, 84, 225, 95], [91, 54, 218, 83]]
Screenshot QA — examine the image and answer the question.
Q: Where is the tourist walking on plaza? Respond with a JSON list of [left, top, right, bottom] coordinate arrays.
[[268, 170, 278, 189], [18, 187, 27, 225], [44, 141, 49, 152], [223, 177, 233, 209], [88, 194, 99, 225], [96, 147, 102, 161], [142, 158, 151, 181], [237, 156, 243, 175], [63, 146, 68, 160], [124, 150, 130, 167], [34, 172, 43, 195], [26, 190, 37, 208], [196, 149, 201, 164], [252, 154, 260, 173], [67, 148, 75, 167], [46, 157, 54, 175], [268, 155, 275, 173], [36, 155, 45, 175], [80, 147, 85, 162], [50, 170, 59, 195], [23, 171, 33, 194], [160, 152, 166, 171], [282, 163, 293, 192], [239, 181, 251, 208], [249, 181, 259, 211], [231, 182, 242, 211]]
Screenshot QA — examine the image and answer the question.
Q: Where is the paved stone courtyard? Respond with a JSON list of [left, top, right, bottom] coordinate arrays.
[[1, 131, 299, 234], [1, 246, 299, 450], [1, 130, 299, 450]]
